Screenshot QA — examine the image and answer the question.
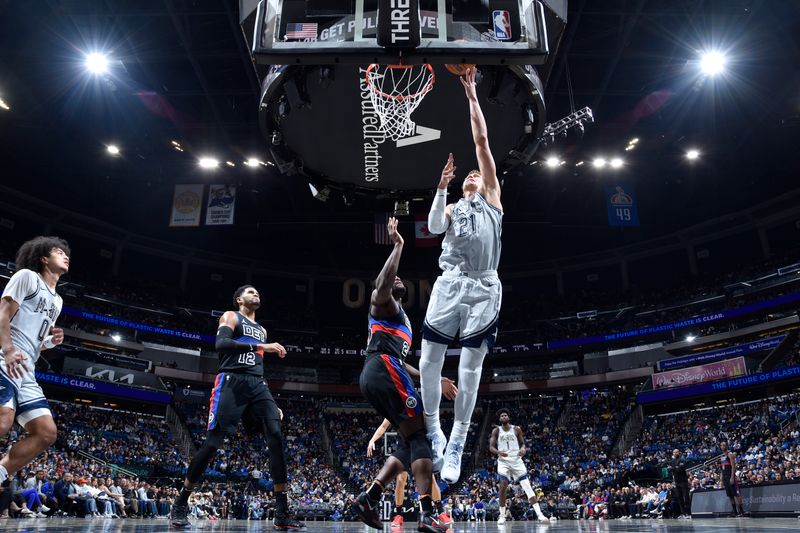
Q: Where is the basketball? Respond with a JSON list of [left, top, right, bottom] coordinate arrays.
[[445, 63, 475, 76]]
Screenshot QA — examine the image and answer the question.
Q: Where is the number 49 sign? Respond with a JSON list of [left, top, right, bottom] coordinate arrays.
[[606, 185, 640, 227]]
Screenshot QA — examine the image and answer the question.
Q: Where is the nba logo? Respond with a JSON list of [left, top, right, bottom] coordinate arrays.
[[493, 10, 512, 40]]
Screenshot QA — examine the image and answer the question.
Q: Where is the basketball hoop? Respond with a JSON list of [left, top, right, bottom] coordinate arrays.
[[365, 64, 435, 141]]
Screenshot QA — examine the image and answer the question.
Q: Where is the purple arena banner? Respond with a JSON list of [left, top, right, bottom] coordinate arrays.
[[656, 335, 785, 371], [638, 365, 800, 404], [653, 357, 747, 390], [35, 370, 171, 404], [548, 290, 800, 350]]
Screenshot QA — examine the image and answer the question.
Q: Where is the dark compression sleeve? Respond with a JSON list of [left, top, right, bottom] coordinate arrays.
[[215, 325, 256, 353]]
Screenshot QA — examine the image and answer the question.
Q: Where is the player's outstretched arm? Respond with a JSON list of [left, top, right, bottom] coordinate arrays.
[[428, 154, 455, 235], [371, 217, 404, 315], [367, 419, 392, 457], [460, 67, 502, 210]]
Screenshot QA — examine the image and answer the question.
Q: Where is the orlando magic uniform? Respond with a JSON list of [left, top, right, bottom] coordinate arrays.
[[359, 306, 422, 429], [207, 312, 280, 435], [422, 192, 502, 347], [496, 425, 528, 482], [721, 453, 740, 497], [0, 269, 62, 425]]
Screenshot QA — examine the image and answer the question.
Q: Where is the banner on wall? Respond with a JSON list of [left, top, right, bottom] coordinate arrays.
[[205, 185, 236, 225], [169, 185, 204, 227], [606, 185, 639, 227], [652, 356, 747, 389], [656, 335, 786, 371]]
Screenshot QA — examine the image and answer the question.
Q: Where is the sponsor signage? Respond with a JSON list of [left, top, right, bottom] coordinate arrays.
[[61, 306, 215, 344], [549, 290, 800, 350], [692, 482, 800, 515], [652, 357, 747, 390], [35, 371, 170, 404], [657, 335, 786, 371], [62, 358, 164, 389], [638, 365, 800, 404]]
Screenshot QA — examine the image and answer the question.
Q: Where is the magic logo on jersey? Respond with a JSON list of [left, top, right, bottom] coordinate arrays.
[[33, 297, 59, 322]]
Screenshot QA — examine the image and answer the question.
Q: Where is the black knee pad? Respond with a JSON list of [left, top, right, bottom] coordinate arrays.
[[408, 431, 432, 463]]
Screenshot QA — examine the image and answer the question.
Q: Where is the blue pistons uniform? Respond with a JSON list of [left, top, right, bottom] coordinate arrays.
[[359, 306, 422, 428]]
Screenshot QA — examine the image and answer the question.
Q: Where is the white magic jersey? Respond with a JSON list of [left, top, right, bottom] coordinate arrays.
[[497, 424, 520, 461], [1, 269, 62, 364], [440, 192, 502, 272]]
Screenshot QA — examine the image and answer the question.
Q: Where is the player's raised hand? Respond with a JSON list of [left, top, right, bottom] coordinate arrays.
[[367, 440, 377, 457], [441, 377, 458, 400], [459, 66, 478, 100], [387, 217, 404, 247], [438, 153, 456, 189]]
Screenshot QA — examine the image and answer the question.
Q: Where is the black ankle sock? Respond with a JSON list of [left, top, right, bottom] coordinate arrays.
[[276, 491, 288, 514], [176, 487, 192, 507], [737, 505, 745, 515], [420, 495, 433, 514], [366, 481, 383, 503], [394, 505, 402, 516]]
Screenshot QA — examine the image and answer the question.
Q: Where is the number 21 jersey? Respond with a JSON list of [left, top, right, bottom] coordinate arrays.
[[439, 192, 502, 272]]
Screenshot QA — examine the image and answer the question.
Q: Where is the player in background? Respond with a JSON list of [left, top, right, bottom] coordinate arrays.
[[0, 237, 69, 487], [489, 408, 554, 524]]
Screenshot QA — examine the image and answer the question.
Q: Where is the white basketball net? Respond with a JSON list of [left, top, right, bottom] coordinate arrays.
[[365, 64, 435, 141]]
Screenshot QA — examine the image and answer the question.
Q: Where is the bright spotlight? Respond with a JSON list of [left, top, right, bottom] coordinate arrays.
[[0, 97, 9, 111], [610, 158, 624, 169], [686, 149, 700, 160], [629, 138, 639, 145], [110, 333, 122, 342], [685, 335, 696, 343], [545, 157, 561, 168], [198, 157, 219, 169], [106, 144, 120, 156], [246, 158, 261, 167], [700, 50, 727, 76], [85, 52, 110, 74], [592, 158, 607, 169]]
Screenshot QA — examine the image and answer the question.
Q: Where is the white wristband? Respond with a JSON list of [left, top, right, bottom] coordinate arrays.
[[43, 335, 56, 349], [428, 189, 448, 234]]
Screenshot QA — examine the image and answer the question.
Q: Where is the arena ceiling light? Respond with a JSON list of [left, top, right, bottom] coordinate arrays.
[[0, 97, 9, 111], [685, 335, 696, 342], [700, 50, 727, 76], [610, 158, 624, 169], [85, 52, 110, 74], [106, 144, 120, 156], [198, 157, 219, 169], [110, 333, 122, 342], [545, 156, 561, 168], [592, 158, 607, 169], [686, 149, 701, 160]]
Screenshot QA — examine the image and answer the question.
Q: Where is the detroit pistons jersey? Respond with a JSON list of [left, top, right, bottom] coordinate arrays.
[[366, 306, 412, 363], [218, 312, 267, 376], [1, 269, 62, 364], [497, 424, 521, 461], [440, 192, 502, 272]]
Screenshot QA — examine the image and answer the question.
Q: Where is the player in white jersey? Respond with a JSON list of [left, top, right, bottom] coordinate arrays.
[[0, 237, 69, 484], [489, 408, 553, 524], [421, 66, 502, 484]]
